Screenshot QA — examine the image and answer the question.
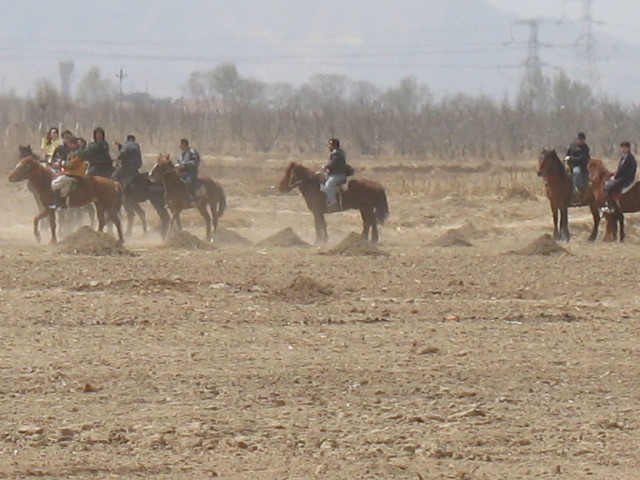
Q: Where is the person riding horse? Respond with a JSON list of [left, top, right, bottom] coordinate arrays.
[[323, 138, 348, 212], [50, 130, 74, 172], [82, 127, 114, 178], [112, 134, 143, 189], [50, 136, 86, 210], [40, 127, 61, 165], [564, 132, 590, 203], [176, 138, 201, 203], [602, 141, 637, 213]]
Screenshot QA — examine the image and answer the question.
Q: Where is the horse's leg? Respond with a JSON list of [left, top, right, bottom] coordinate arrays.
[[588, 202, 600, 242], [359, 208, 373, 242], [313, 211, 327, 244], [132, 203, 147, 235], [198, 202, 212, 241], [604, 213, 616, 242], [550, 204, 560, 240], [108, 207, 124, 244], [95, 205, 106, 232], [152, 198, 170, 238], [561, 207, 570, 242], [618, 210, 625, 242], [174, 211, 182, 231], [210, 198, 219, 233], [33, 209, 50, 243], [124, 204, 135, 237]]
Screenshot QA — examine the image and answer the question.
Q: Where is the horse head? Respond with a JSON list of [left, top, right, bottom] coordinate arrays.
[[537, 148, 561, 178], [8, 156, 42, 183], [149, 154, 173, 182], [586, 158, 609, 185], [19, 144, 33, 158], [279, 163, 299, 192]]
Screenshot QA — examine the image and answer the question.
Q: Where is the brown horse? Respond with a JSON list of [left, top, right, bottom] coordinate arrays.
[[8, 155, 124, 244], [537, 149, 601, 242], [148, 155, 226, 242], [588, 158, 640, 242], [278, 162, 389, 243], [8, 153, 57, 243]]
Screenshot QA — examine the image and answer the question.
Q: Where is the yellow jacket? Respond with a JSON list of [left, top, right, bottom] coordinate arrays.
[[63, 152, 87, 177], [41, 137, 61, 157]]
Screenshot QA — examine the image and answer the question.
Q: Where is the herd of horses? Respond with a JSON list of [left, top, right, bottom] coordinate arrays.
[[8, 147, 388, 246], [7, 145, 639, 247]]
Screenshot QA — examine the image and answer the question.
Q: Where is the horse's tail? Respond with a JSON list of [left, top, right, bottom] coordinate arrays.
[[207, 180, 226, 218], [375, 188, 389, 224], [114, 181, 123, 214]]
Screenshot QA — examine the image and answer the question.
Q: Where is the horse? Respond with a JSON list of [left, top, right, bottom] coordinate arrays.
[[587, 158, 640, 242], [537, 149, 601, 242], [122, 173, 170, 238], [278, 162, 389, 243], [148, 155, 226, 242], [18, 144, 96, 236], [9, 152, 57, 243], [9, 154, 124, 244]]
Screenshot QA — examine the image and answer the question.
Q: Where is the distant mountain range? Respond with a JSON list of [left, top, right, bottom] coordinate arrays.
[[0, 0, 638, 101]]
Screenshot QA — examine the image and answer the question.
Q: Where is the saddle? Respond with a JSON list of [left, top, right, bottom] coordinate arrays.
[[612, 181, 636, 201]]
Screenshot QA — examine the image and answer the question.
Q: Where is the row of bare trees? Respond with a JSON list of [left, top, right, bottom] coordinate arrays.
[[2, 63, 640, 168]]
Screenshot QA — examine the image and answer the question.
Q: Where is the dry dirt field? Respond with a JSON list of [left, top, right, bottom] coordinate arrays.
[[1, 155, 639, 479]]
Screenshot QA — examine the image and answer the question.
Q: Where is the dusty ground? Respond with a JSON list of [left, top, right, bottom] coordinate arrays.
[[1, 156, 639, 479]]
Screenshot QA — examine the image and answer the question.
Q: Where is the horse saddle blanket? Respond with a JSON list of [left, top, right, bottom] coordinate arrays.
[[621, 182, 636, 195]]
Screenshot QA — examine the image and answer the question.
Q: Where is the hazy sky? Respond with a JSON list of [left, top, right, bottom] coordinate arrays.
[[487, 0, 640, 45]]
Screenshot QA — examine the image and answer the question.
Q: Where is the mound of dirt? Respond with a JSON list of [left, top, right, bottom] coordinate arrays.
[[513, 234, 569, 256], [212, 227, 252, 246], [323, 232, 388, 256], [277, 276, 333, 303], [431, 228, 473, 247], [57, 226, 132, 256], [257, 228, 309, 247], [504, 187, 537, 201], [163, 230, 214, 250]]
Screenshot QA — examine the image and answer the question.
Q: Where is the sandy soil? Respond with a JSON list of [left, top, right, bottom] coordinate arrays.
[[1, 157, 639, 479]]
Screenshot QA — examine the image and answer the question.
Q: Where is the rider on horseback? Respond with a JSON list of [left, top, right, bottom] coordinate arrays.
[[50, 130, 74, 171], [112, 134, 142, 189], [50, 136, 85, 210], [176, 138, 200, 203], [564, 132, 590, 203], [41, 127, 61, 165], [602, 141, 637, 213], [323, 138, 347, 212], [82, 127, 114, 178]]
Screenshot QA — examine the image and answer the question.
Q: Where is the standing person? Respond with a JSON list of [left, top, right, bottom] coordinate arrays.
[[82, 127, 113, 178], [176, 138, 200, 202], [564, 132, 591, 202], [323, 138, 347, 212], [40, 127, 61, 164], [603, 141, 637, 212], [112, 134, 142, 188], [50, 136, 85, 210]]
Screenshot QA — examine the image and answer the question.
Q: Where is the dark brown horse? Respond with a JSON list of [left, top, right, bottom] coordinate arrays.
[[148, 155, 226, 242], [278, 162, 389, 243], [588, 158, 640, 242], [8, 153, 57, 243], [9, 155, 124, 244], [537, 149, 601, 242]]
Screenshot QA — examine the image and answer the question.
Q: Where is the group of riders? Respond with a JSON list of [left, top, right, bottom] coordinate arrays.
[[565, 131, 637, 212], [41, 128, 351, 212], [40, 126, 202, 209]]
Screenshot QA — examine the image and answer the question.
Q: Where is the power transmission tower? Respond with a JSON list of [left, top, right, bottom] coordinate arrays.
[[116, 68, 128, 104], [515, 19, 548, 111], [565, 0, 598, 83]]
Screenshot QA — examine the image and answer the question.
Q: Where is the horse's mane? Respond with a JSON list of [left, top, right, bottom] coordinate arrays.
[[587, 158, 611, 182], [541, 149, 567, 178]]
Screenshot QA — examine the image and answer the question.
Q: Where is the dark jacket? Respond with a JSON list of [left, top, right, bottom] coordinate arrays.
[[82, 139, 113, 177], [325, 148, 347, 176], [614, 152, 637, 186], [51, 143, 70, 166], [118, 139, 142, 170], [566, 142, 590, 169], [178, 147, 200, 173]]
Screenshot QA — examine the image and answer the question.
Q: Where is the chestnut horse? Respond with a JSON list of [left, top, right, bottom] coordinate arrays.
[[278, 162, 389, 243], [148, 155, 226, 242], [588, 158, 640, 242], [537, 149, 601, 242], [8, 152, 57, 243], [9, 155, 124, 244]]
